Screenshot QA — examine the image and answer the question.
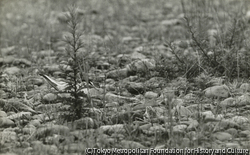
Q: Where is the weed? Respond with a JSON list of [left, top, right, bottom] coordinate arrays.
[[179, 0, 250, 79], [58, 5, 91, 121]]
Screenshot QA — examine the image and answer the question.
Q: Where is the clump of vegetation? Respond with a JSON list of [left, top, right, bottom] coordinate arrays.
[[161, 0, 250, 81]]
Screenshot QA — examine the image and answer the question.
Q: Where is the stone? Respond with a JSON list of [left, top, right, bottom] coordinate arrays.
[[144, 91, 158, 99], [43, 93, 57, 102], [204, 85, 230, 98], [3, 66, 20, 75]]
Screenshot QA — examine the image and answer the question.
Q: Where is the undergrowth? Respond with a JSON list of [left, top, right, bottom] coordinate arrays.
[[160, 0, 250, 81]]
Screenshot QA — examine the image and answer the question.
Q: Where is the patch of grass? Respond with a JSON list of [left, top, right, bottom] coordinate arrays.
[[180, 0, 250, 79]]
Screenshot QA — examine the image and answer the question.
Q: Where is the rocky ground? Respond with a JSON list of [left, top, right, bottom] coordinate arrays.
[[1, 0, 250, 155]]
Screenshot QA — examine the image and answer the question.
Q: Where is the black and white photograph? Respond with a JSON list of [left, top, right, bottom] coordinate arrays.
[[0, 0, 250, 154]]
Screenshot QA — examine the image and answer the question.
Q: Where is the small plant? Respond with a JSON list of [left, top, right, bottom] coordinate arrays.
[[58, 5, 90, 121]]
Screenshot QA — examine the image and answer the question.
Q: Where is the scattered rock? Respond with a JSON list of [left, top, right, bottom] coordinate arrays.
[[245, 10, 250, 22], [212, 132, 232, 141], [0, 130, 17, 143], [232, 116, 248, 124], [201, 111, 223, 122], [26, 76, 44, 86], [7, 100, 37, 113], [173, 105, 192, 118], [34, 144, 58, 155], [3, 66, 21, 75], [122, 36, 140, 43], [225, 128, 238, 137], [7, 112, 32, 120], [0, 90, 7, 99], [0, 117, 15, 127], [30, 140, 43, 148], [39, 50, 54, 57], [105, 102, 119, 107], [240, 83, 250, 93], [143, 106, 162, 120], [161, 19, 181, 26], [172, 98, 185, 107], [0, 111, 7, 117], [100, 124, 126, 134], [0, 56, 15, 65], [154, 144, 165, 149], [225, 142, 241, 148], [187, 119, 199, 130], [0, 153, 18, 155], [131, 50, 146, 60], [239, 130, 250, 137], [23, 125, 36, 134], [35, 103, 61, 112], [1, 46, 15, 56], [120, 140, 146, 149], [144, 91, 158, 99], [105, 92, 138, 103], [43, 93, 58, 102], [74, 117, 96, 129], [139, 123, 151, 131], [21, 141, 30, 148], [87, 88, 103, 98], [106, 68, 129, 79], [143, 124, 165, 135], [132, 100, 159, 110], [173, 124, 187, 133], [43, 64, 60, 74], [13, 58, 31, 67], [125, 82, 144, 94], [126, 59, 156, 73], [204, 85, 230, 98], [180, 138, 191, 147], [183, 93, 196, 101], [220, 119, 239, 129], [96, 61, 110, 69], [219, 97, 235, 110], [63, 143, 86, 153], [35, 124, 70, 139], [28, 119, 41, 127], [144, 77, 166, 89], [237, 93, 250, 105]]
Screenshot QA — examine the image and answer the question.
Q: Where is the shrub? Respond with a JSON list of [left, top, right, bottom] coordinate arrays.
[[162, 0, 250, 80], [58, 5, 91, 121]]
